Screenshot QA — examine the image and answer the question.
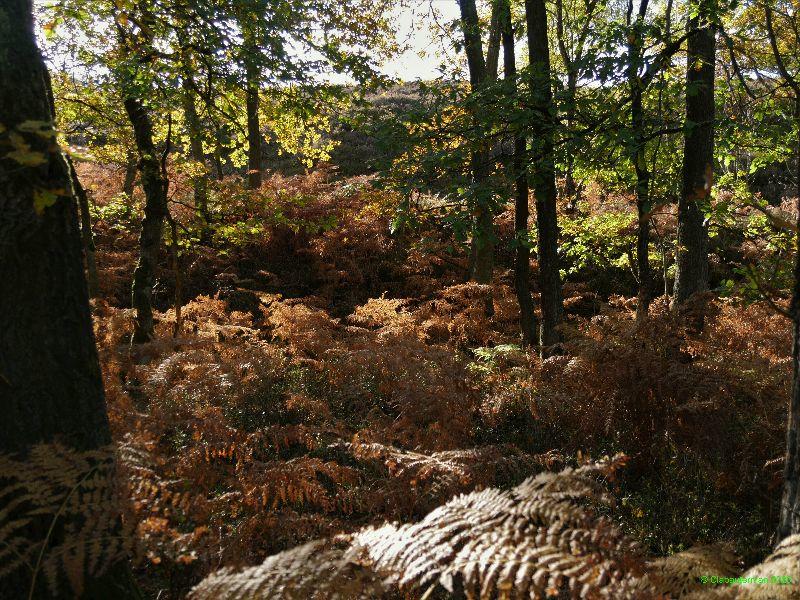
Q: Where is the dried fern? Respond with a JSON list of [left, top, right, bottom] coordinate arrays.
[[349, 455, 648, 599], [735, 534, 800, 600], [0, 443, 129, 597], [188, 538, 383, 600], [646, 543, 740, 598], [334, 441, 564, 514], [189, 457, 646, 599]]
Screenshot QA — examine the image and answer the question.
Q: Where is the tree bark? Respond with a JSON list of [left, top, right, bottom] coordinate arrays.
[[563, 71, 580, 212], [458, 0, 494, 284], [673, 2, 714, 304], [628, 0, 652, 320], [525, 0, 563, 349], [0, 0, 110, 455], [485, 1, 501, 82], [122, 149, 137, 199], [245, 53, 262, 190], [764, 4, 800, 542], [0, 3, 132, 596], [181, 75, 209, 228], [70, 157, 100, 299], [778, 101, 800, 540], [214, 125, 226, 180], [124, 97, 169, 344], [498, 0, 537, 346]]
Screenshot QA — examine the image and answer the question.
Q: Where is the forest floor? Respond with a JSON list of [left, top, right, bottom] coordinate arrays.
[[80, 164, 792, 597]]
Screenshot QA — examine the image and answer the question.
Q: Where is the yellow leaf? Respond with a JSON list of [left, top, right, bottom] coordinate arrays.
[[17, 120, 55, 136], [33, 188, 59, 215], [6, 149, 48, 167]]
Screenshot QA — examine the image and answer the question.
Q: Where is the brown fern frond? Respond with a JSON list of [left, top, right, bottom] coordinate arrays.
[[0, 443, 129, 597], [332, 442, 564, 517], [237, 457, 361, 513]]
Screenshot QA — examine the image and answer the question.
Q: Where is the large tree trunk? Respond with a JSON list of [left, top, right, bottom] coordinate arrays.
[[458, 0, 494, 284], [125, 97, 169, 344], [0, 3, 133, 597], [673, 2, 714, 304], [0, 0, 110, 455], [525, 0, 563, 349], [181, 75, 209, 228], [499, 0, 537, 346], [778, 103, 800, 540], [628, 0, 652, 320]]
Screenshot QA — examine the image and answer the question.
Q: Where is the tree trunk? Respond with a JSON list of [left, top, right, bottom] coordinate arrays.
[[485, 1, 501, 82], [778, 103, 800, 540], [122, 150, 137, 199], [0, 3, 132, 596], [69, 157, 100, 299], [525, 0, 563, 349], [214, 126, 226, 180], [563, 72, 580, 212], [498, 0, 537, 345], [181, 76, 209, 228], [673, 3, 714, 304], [628, 0, 652, 320], [125, 97, 169, 344], [245, 60, 262, 190], [458, 0, 494, 284], [0, 0, 110, 455], [635, 161, 652, 321]]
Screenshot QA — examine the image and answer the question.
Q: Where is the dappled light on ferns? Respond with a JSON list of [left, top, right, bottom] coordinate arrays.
[[189, 456, 649, 599]]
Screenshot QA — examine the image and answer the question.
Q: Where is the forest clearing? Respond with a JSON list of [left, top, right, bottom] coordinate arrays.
[[2, 0, 800, 597]]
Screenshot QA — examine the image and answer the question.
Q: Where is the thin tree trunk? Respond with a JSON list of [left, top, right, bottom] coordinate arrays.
[[673, 1, 714, 304], [778, 102, 800, 540], [214, 126, 225, 180], [628, 0, 652, 320], [167, 212, 183, 338], [245, 60, 262, 190], [69, 157, 100, 299], [498, 0, 537, 345], [525, 0, 563, 350], [181, 75, 209, 228], [123, 149, 137, 198], [458, 0, 494, 284], [486, 1, 501, 82], [634, 159, 652, 320], [125, 97, 169, 344], [555, 0, 598, 212], [563, 72, 579, 212]]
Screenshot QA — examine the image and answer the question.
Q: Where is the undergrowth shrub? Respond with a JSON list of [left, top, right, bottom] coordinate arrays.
[[473, 297, 789, 558], [55, 168, 796, 598], [187, 455, 800, 599]]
